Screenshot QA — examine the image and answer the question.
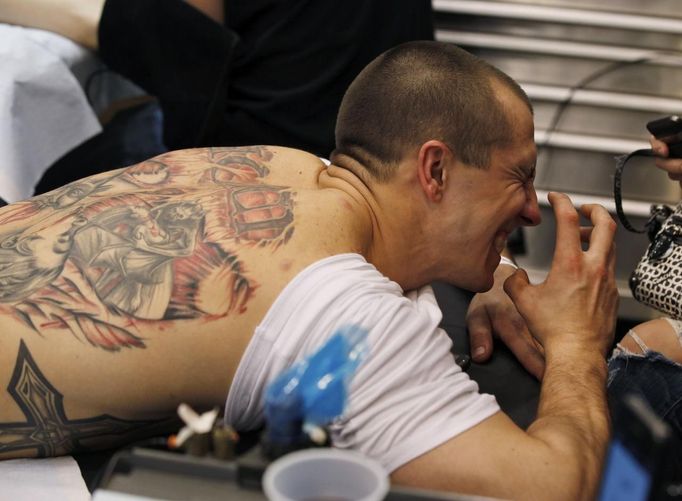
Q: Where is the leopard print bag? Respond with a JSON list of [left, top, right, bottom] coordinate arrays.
[[614, 148, 682, 320]]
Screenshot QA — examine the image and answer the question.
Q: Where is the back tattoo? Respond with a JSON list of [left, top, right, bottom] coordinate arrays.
[[0, 146, 295, 351]]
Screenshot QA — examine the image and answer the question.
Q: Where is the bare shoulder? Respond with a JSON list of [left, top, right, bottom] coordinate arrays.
[[132, 145, 327, 188]]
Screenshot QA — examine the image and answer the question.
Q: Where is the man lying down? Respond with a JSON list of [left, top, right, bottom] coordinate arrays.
[[0, 41, 666, 499]]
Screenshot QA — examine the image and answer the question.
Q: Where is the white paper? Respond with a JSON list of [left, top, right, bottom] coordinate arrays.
[[0, 456, 90, 501]]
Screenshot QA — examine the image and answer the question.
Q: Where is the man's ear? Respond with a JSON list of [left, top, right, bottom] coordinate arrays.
[[417, 140, 451, 202]]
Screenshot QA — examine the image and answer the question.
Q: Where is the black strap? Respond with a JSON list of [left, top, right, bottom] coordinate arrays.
[[614, 148, 656, 233]]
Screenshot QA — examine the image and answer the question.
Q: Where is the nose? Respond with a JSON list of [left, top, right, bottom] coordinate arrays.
[[520, 183, 541, 226]]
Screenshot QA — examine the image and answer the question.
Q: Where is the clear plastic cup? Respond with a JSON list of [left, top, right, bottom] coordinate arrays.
[[262, 448, 389, 501]]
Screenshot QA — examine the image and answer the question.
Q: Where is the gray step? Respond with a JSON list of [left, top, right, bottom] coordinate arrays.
[[534, 146, 681, 205], [436, 0, 680, 19], [523, 83, 682, 112], [435, 30, 682, 65], [434, 32, 682, 97], [534, 129, 647, 152], [433, 0, 682, 32]]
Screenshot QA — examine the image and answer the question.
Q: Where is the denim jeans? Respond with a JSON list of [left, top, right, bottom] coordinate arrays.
[[607, 350, 682, 486]]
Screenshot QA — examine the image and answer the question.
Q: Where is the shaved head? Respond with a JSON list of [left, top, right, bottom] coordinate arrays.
[[332, 41, 532, 181]]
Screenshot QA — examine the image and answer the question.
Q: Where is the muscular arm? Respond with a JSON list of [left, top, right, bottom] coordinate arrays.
[[393, 193, 617, 500]]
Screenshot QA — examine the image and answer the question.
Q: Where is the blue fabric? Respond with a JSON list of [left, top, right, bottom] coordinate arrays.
[[607, 351, 682, 484]]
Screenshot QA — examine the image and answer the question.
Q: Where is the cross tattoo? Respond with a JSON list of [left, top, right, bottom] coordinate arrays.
[[1, 340, 156, 457]]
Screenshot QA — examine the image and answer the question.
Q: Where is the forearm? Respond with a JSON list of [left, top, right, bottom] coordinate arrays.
[[527, 347, 610, 499], [499, 197, 616, 497]]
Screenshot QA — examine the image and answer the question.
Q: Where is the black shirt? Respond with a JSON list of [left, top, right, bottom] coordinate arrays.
[[98, 0, 433, 157]]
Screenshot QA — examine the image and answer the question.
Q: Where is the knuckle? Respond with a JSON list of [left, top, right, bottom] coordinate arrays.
[[598, 219, 618, 239], [592, 262, 610, 279], [561, 209, 580, 225], [606, 216, 617, 232]]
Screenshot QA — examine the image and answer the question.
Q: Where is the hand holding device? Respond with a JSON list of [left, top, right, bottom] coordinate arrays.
[[646, 115, 682, 158]]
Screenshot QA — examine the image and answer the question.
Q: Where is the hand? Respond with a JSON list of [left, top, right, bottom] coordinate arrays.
[[650, 135, 682, 185], [466, 264, 545, 380], [0, 0, 104, 49], [503, 192, 618, 358]]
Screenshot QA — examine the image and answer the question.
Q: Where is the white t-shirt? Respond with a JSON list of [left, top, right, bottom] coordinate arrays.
[[224, 253, 499, 472]]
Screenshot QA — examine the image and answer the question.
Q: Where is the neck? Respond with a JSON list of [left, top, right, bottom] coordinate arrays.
[[323, 155, 437, 291]]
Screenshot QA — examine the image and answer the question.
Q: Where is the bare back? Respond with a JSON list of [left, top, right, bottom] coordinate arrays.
[[0, 146, 366, 458]]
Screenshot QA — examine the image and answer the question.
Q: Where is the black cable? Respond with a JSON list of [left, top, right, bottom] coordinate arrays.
[[539, 56, 654, 152]]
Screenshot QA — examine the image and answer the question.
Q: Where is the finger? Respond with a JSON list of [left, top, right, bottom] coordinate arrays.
[[548, 192, 581, 261], [578, 204, 616, 257], [579, 226, 593, 243], [605, 238, 616, 275], [654, 157, 682, 176], [466, 306, 494, 362], [503, 268, 531, 307], [650, 135, 669, 156]]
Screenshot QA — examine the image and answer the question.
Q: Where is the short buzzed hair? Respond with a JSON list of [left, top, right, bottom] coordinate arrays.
[[332, 41, 532, 182]]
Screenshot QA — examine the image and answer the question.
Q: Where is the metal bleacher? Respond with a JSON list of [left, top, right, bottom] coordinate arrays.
[[433, 0, 682, 320]]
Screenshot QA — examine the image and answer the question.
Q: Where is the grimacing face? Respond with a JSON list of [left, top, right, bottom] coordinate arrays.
[[443, 90, 540, 292]]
